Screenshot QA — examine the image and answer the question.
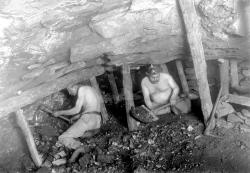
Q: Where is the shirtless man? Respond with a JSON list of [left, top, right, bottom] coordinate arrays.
[[141, 64, 190, 117], [54, 85, 102, 149]]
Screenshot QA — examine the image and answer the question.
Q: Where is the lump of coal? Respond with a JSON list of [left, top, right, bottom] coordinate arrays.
[[97, 154, 115, 163]]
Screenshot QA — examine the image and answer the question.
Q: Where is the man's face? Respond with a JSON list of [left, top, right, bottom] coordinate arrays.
[[148, 72, 160, 84], [67, 85, 78, 96]]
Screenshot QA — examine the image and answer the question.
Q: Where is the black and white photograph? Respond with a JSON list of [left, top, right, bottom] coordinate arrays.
[[0, 0, 249, 172]]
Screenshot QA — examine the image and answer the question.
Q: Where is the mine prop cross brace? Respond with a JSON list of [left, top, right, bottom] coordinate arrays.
[[38, 105, 71, 124]]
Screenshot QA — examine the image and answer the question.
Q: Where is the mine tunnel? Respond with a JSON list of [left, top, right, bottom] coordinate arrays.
[[0, 0, 250, 172]]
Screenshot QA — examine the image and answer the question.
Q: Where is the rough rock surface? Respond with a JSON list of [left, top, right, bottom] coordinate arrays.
[[0, 0, 248, 92]]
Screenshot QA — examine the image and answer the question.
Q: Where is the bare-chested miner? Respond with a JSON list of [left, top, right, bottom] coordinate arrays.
[[54, 85, 102, 149], [141, 64, 190, 118]]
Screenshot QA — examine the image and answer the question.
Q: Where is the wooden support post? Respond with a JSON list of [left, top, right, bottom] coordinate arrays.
[[90, 77, 108, 123], [175, 60, 189, 94], [178, 0, 213, 122], [16, 109, 42, 167], [160, 64, 169, 73], [227, 94, 250, 107], [122, 63, 138, 131], [107, 72, 120, 104], [230, 60, 239, 88], [219, 59, 229, 96], [0, 66, 105, 118]]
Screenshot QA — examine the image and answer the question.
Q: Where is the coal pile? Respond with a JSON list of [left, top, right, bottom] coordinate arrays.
[[32, 113, 204, 173]]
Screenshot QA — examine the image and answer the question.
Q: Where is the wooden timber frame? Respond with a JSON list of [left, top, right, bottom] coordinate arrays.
[[107, 71, 120, 104], [122, 59, 190, 131], [225, 59, 250, 107], [178, 0, 250, 131], [16, 109, 42, 167], [178, 0, 213, 123], [122, 63, 138, 131]]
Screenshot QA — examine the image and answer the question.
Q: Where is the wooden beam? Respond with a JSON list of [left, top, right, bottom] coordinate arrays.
[[175, 60, 189, 94], [227, 94, 250, 107], [230, 59, 239, 88], [204, 86, 222, 135], [178, 0, 213, 122], [107, 72, 120, 104], [0, 61, 87, 102], [16, 109, 42, 167], [122, 63, 138, 131], [90, 77, 108, 123], [219, 59, 229, 96], [160, 64, 169, 73], [108, 53, 182, 66], [0, 66, 105, 118]]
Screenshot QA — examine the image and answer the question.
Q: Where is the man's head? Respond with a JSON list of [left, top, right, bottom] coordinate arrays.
[[67, 84, 79, 96], [146, 64, 161, 84]]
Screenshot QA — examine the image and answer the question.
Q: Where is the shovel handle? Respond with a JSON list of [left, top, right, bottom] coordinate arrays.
[[39, 105, 71, 123]]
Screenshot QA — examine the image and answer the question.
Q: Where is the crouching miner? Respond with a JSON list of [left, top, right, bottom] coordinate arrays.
[[141, 64, 191, 119], [54, 85, 102, 149]]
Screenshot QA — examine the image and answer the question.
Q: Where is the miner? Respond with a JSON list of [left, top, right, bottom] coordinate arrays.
[[141, 64, 191, 119], [54, 85, 102, 149]]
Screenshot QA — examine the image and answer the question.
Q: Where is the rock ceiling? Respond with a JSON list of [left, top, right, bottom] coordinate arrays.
[[0, 0, 249, 92]]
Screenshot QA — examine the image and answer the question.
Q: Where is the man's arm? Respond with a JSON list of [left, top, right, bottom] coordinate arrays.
[[54, 88, 84, 117], [166, 74, 179, 104], [141, 80, 158, 110]]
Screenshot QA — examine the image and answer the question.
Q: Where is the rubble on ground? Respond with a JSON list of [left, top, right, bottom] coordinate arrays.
[[31, 112, 204, 173], [215, 101, 250, 132]]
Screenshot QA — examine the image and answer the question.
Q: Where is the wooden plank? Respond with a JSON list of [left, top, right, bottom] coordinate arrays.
[[122, 63, 138, 131], [0, 61, 86, 102], [90, 77, 109, 123], [227, 94, 250, 107], [204, 86, 222, 135], [219, 59, 229, 96], [178, 0, 213, 122], [108, 53, 181, 66], [0, 66, 105, 118], [160, 64, 169, 73], [230, 59, 239, 87], [175, 60, 189, 94], [16, 109, 42, 167], [107, 72, 120, 104]]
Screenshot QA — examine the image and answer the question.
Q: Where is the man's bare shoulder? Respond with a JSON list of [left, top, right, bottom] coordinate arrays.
[[160, 72, 174, 79], [78, 85, 95, 95], [141, 77, 149, 86]]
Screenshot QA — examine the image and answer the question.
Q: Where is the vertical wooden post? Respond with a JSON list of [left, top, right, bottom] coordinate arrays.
[[219, 59, 229, 96], [230, 59, 239, 88], [16, 109, 42, 167], [175, 60, 189, 94], [90, 77, 108, 123], [122, 63, 138, 131], [160, 64, 169, 73], [107, 72, 120, 104], [178, 0, 213, 122]]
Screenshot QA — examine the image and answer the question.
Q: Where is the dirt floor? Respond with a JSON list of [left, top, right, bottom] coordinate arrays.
[[25, 106, 250, 173], [1, 89, 250, 173]]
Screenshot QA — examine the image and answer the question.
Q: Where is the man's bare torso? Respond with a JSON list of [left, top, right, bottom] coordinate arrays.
[[78, 86, 101, 113], [142, 73, 173, 105]]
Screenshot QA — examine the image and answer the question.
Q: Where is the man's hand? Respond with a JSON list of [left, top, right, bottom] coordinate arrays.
[[170, 98, 177, 105]]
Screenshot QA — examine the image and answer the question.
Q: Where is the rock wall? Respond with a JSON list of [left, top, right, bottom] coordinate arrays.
[[0, 0, 245, 93], [0, 0, 248, 169]]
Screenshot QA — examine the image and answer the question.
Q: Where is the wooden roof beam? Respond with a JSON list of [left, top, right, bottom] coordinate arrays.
[[178, 0, 213, 123]]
